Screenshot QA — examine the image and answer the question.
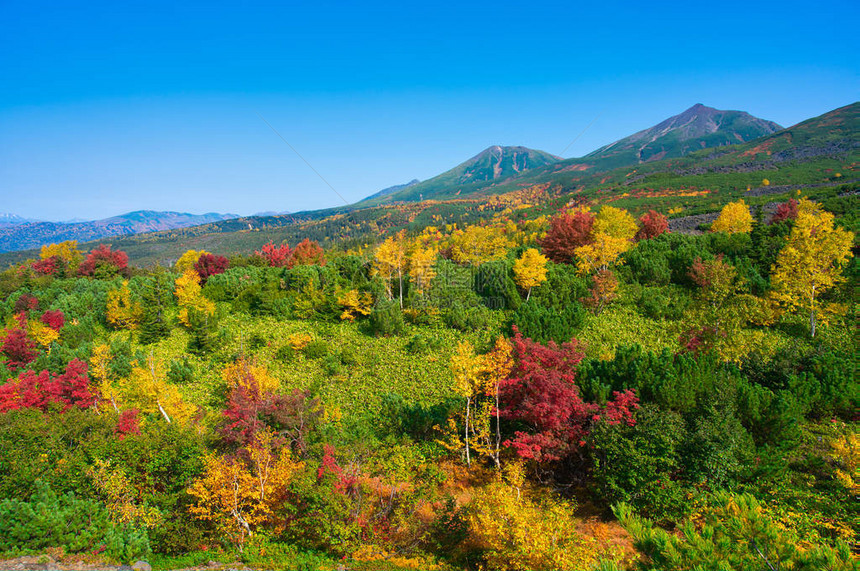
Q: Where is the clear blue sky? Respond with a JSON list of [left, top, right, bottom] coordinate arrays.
[[1, 0, 857, 221]]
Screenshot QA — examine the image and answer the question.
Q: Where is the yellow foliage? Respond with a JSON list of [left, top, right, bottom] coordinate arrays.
[[87, 458, 163, 528], [121, 355, 193, 425], [337, 288, 373, 321], [40, 240, 83, 268], [829, 433, 859, 493], [409, 244, 437, 294], [175, 249, 207, 273], [465, 470, 596, 570], [28, 320, 59, 347], [450, 224, 513, 266], [762, 178, 770, 186], [175, 270, 215, 327], [373, 230, 407, 302], [188, 430, 304, 549], [285, 332, 313, 350], [770, 199, 854, 337], [710, 200, 753, 234], [513, 248, 548, 298], [222, 358, 279, 394], [594, 206, 637, 240], [106, 280, 144, 330]]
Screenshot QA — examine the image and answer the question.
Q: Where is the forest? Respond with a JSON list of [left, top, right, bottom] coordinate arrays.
[[0, 193, 856, 571]]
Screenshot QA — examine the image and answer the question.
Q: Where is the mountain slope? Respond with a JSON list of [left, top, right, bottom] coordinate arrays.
[[0, 210, 240, 253], [363, 179, 421, 202], [0, 213, 41, 227], [359, 146, 560, 205], [585, 104, 783, 167]]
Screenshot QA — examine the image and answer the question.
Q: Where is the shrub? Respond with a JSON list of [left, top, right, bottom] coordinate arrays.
[[367, 301, 405, 336], [509, 300, 585, 345], [0, 480, 150, 561]]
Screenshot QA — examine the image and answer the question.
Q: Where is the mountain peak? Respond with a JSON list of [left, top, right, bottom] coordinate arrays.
[[586, 104, 783, 165]]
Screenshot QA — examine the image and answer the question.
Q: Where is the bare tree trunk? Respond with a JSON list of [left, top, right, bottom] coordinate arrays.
[[464, 396, 471, 467]]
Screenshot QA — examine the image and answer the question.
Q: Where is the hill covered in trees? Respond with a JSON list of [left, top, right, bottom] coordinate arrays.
[[0, 100, 857, 571]]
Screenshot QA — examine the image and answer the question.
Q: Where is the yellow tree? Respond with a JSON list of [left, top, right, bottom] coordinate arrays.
[[175, 269, 215, 327], [373, 230, 407, 308], [408, 243, 438, 294], [336, 288, 373, 321], [90, 343, 119, 412], [188, 430, 303, 550], [175, 249, 208, 274], [512, 248, 548, 301], [122, 354, 193, 424], [450, 224, 513, 266], [222, 357, 280, 394], [573, 206, 637, 275], [710, 200, 753, 234], [449, 341, 483, 466], [770, 199, 853, 337], [466, 463, 597, 570], [40, 240, 83, 271], [106, 280, 144, 330]]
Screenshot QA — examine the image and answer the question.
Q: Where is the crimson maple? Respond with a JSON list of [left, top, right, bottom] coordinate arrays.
[[194, 253, 229, 283], [540, 210, 595, 264], [499, 327, 638, 463], [635, 210, 669, 241], [0, 359, 96, 412], [78, 244, 129, 277], [256, 242, 293, 267], [770, 199, 799, 225], [289, 238, 326, 267]]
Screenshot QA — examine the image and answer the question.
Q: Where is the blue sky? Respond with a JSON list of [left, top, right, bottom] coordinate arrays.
[[1, 0, 857, 221]]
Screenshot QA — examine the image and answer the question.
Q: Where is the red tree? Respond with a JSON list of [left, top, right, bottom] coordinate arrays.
[[78, 244, 129, 277], [2, 314, 38, 371], [539, 211, 595, 264], [770, 199, 799, 225], [255, 242, 292, 267], [194, 253, 229, 283], [635, 210, 669, 241], [40, 310, 65, 331], [0, 359, 96, 412], [289, 239, 326, 267], [115, 408, 142, 439], [32, 256, 61, 276], [498, 327, 637, 463], [14, 294, 39, 313]]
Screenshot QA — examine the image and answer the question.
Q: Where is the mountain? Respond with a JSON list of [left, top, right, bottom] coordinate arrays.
[[0, 213, 41, 227], [0, 210, 240, 253], [358, 146, 561, 205], [585, 103, 783, 167], [362, 179, 421, 202]]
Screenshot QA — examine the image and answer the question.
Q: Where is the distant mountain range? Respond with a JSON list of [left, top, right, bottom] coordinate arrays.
[[0, 210, 240, 253], [363, 104, 783, 204], [0, 213, 42, 227]]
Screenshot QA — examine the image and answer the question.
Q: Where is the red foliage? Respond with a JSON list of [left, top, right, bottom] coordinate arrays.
[[115, 408, 141, 439], [635, 210, 669, 241], [0, 359, 96, 413], [32, 256, 61, 276], [220, 379, 321, 455], [317, 444, 357, 495], [193, 253, 229, 283], [770, 199, 799, 225], [2, 326, 38, 371], [14, 294, 39, 313], [679, 326, 724, 355], [288, 239, 326, 268], [40, 310, 65, 331], [498, 328, 638, 463], [255, 242, 293, 267], [78, 244, 129, 277], [539, 210, 595, 264]]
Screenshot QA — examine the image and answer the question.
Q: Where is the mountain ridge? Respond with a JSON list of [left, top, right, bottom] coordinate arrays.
[[0, 210, 241, 253]]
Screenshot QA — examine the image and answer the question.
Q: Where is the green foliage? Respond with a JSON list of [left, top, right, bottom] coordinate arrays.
[[510, 299, 585, 344], [368, 300, 405, 336], [615, 491, 857, 571], [0, 480, 150, 562], [590, 405, 689, 521]]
